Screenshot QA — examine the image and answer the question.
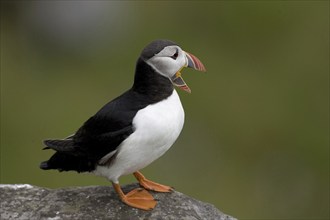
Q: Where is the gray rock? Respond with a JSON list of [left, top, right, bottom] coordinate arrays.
[[0, 184, 237, 220]]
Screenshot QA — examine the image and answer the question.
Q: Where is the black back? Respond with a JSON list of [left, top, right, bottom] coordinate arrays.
[[41, 41, 177, 172]]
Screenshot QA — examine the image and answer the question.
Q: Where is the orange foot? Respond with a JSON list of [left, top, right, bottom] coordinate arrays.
[[134, 171, 173, 193], [112, 183, 156, 211]]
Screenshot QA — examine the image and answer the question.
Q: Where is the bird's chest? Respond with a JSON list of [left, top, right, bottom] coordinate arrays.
[[132, 90, 184, 147], [95, 90, 185, 180]]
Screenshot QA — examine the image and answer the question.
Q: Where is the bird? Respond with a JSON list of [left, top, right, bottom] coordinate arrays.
[[40, 39, 206, 210]]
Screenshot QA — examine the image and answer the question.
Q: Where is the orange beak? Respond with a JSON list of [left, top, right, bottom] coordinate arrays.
[[171, 51, 206, 93]]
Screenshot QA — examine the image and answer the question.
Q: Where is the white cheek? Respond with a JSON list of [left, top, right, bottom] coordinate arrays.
[[147, 57, 179, 77], [147, 56, 186, 78]]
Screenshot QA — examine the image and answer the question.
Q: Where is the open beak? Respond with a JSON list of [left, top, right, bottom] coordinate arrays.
[[171, 51, 206, 93]]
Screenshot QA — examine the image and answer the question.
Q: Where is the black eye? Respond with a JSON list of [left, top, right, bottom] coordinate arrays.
[[170, 50, 179, 60]]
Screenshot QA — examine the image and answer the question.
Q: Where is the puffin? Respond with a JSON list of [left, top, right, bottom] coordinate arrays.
[[40, 39, 206, 210]]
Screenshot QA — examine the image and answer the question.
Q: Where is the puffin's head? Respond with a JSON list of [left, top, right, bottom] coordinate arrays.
[[140, 39, 206, 93]]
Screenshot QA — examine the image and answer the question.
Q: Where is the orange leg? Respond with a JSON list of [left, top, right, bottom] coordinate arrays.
[[133, 171, 173, 193], [112, 182, 157, 211]]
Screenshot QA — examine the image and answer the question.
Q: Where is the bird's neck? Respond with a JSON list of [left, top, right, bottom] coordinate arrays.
[[132, 58, 174, 101]]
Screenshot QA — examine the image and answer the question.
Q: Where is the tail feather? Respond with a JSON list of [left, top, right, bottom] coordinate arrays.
[[39, 152, 95, 172], [43, 139, 75, 152], [39, 161, 50, 170], [40, 137, 96, 172]]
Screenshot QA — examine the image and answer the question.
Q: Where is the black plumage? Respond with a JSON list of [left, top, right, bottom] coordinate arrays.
[[40, 40, 177, 173]]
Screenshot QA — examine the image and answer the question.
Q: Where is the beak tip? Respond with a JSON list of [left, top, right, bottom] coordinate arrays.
[[180, 85, 191, 93], [185, 51, 206, 72]]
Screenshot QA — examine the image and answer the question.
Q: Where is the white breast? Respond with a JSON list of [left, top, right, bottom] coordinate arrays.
[[94, 90, 184, 183]]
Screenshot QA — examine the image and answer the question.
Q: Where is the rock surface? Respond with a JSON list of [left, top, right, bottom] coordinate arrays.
[[0, 184, 236, 220]]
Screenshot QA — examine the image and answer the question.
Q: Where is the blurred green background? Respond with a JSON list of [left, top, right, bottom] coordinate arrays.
[[1, 1, 329, 219]]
